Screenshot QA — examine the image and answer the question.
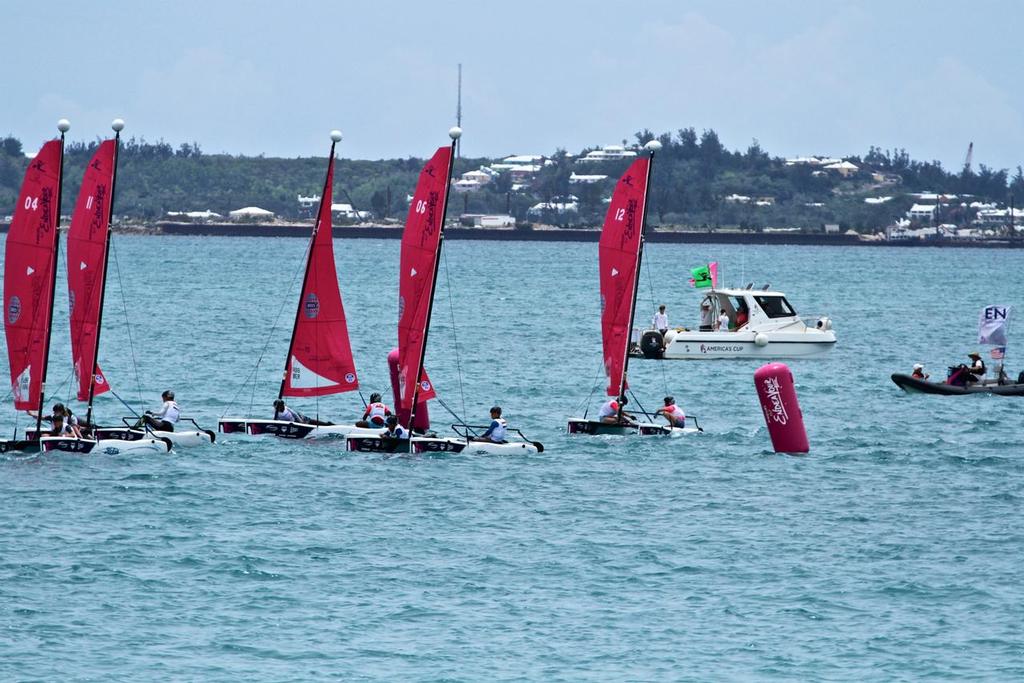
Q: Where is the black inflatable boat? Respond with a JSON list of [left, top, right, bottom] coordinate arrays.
[[891, 373, 1024, 396]]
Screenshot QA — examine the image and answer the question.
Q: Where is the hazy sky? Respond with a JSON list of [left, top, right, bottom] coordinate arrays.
[[4, 1, 1023, 170]]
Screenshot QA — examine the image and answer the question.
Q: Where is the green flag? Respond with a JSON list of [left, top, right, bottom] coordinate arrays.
[[690, 265, 712, 288]]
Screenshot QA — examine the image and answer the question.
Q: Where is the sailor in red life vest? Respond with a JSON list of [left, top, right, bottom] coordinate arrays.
[[357, 392, 392, 428], [598, 395, 637, 425], [655, 396, 686, 428]]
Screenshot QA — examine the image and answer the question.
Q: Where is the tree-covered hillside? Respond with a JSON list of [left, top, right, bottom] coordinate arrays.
[[2, 128, 1022, 232]]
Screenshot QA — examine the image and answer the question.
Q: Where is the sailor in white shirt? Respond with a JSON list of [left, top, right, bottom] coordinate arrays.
[[652, 305, 669, 335], [144, 390, 180, 432], [717, 309, 731, 331]]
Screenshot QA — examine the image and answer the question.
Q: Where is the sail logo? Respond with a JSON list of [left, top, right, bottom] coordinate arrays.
[[95, 374, 106, 385], [420, 380, 431, 391], [398, 296, 405, 320], [68, 290, 75, 313], [762, 376, 789, 425], [345, 373, 356, 384], [618, 198, 639, 248], [7, 296, 21, 324], [304, 292, 320, 319]]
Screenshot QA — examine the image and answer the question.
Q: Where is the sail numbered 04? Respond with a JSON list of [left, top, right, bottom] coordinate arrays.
[[599, 156, 650, 396], [4, 140, 62, 410], [396, 146, 452, 410], [282, 151, 358, 397], [67, 139, 115, 401]]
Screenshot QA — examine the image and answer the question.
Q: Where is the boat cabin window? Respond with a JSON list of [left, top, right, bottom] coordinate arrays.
[[754, 295, 796, 318]]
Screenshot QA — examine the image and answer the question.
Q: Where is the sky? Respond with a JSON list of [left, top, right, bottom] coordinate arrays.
[[3, 0, 1024, 171]]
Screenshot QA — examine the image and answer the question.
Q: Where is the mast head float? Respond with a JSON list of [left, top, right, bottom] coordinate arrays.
[[448, 126, 463, 140], [57, 119, 71, 133], [330, 130, 343, 143], [644, 140, 662, 153], [111, 118, 125, 132]]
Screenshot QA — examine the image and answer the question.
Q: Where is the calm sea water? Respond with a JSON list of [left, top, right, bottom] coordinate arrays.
[[2, 235, 1022, 680]]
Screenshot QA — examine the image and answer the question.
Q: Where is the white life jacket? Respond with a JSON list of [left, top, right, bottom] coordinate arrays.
[[487, 418, 508, 442], [162, 400, 181, 424], [366, 402, 389, 423], [663, 404, 686, 425], [598, 400, 619, 418]]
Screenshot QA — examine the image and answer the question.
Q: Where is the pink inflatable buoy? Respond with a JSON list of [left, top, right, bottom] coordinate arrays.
[[754, 362, 809, 453], [387, 348, 430, 432]]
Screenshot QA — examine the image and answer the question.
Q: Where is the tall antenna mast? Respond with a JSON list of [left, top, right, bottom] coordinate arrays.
[[456, 64, 462, 159]]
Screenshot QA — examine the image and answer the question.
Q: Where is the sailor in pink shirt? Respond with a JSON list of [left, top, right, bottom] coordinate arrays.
[[655, 396, 686, 428]]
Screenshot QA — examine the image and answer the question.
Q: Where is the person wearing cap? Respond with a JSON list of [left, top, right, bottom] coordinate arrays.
[[967, 352, 986, 382], [598, 395, 637, 425], [474, 406, 509, 443], [380, 414, 408, 440], [655, 396, 686, 428], [143, 390, 180, 432], [357, 392, 392, 428], [699, 299, 714, 331], [652, 305, 669, 336], [911, 363, 929, 380]]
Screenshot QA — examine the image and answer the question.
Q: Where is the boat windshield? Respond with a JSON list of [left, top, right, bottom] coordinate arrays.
[[754, 295, 796, 318]]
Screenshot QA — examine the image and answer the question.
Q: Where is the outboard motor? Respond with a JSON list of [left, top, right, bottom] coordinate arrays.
[[640, 330, 665, 359]]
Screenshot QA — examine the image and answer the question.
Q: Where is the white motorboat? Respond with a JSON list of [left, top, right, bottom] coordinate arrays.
[[633, 286, 836, 360]]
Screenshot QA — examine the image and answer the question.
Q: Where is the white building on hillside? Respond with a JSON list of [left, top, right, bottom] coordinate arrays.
[[825, 160, 859, 177], [907, 204, 937, 221], [569, 172, 608, 184], [577, 145, 637, 163], [229, 206, 275, 220]]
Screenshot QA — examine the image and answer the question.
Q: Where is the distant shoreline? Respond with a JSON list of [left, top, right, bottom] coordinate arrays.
[[155, 222, 1024, 248], [3, 221, 1023, 248]]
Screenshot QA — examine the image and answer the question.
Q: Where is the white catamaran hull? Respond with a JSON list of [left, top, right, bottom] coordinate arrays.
[[463, 440, 540, 455], [39, 436, 171, 454], [218, 419, 361, 440], [91, 427, 214, 447], [567, 418, 701, 436]]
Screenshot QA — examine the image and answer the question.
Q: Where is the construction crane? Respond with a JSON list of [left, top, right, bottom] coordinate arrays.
[[963, 142, 973, 174]]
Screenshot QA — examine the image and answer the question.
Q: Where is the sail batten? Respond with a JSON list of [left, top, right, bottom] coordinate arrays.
[[67, 140, 115, 402], [599, 157, 651, 396], [4, 140, 62, 411], [281, 149, 358, 397], [396, 146, 453, 410]]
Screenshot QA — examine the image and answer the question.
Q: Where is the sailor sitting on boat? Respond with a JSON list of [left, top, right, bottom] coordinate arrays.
[[473, 406, 508, 443], [911, 363, 929, 380], [380, 415, 409, 440], [655, 396, 686, 428], [142, 390, 180, 432], [598, 395, 637, 426], [967, 352, 986, 383], [43, 403, 83, 438], [272, 399, 333, 426], [357, 393, 392, 427]]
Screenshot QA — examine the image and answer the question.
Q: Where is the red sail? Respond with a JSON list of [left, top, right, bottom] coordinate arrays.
[[4, 140, 62, 410], [396, 146, 452, 410], [67, 140, 114, 401], [599, 157, 650, 396], [282, 152, 358, 396]]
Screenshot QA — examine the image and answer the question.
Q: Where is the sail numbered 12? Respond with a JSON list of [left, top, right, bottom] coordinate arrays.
[[599, 156, 650, 396]]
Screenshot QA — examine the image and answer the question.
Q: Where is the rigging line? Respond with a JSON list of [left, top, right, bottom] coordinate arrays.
[[642, 247, 670, 396], [578, 356, 606, 418], [224, 237, 311, 418], [436, 396, 473, 435], [108, 239, 145, 413], [440, 247, 467, 423]]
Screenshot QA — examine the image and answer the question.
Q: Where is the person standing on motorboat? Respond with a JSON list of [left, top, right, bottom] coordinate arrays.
[[699, 300, 714, 331], [357, 392, 392, 428], [735, 300, 749, 329], [717, 308, 731, 331], [655, 396, 686, 429], [911, 363, 929, 380], [967, 352, 986, 383], [652, 305, 669, 335], [598, 395, 637, 426], [142, 390, 180, 432], [473, 406, 508, 443]]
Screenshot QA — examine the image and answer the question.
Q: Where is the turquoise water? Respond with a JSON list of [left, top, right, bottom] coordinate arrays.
[[2, 236, 1023, 680]]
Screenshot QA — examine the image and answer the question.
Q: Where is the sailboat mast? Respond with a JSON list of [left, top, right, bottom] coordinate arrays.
[[34, 120, 70, 437], [616, 142, 659, 401], [278, 133, 340, 401], [408, 128, 461, 429], [85, 121, 123, 426]]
